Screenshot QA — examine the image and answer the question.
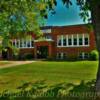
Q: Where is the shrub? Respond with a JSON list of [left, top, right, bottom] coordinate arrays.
[[22, 53, 34, 60], [90, 50, 99, 61]]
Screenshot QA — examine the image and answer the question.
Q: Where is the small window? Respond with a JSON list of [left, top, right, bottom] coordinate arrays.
[[57, 52, 66, 59], [79, 52, 89, 59], [84, 53, 89, 59], [57, 53, 61, 59], [63, 53, 66, 59], [79, 53, 83, 59]]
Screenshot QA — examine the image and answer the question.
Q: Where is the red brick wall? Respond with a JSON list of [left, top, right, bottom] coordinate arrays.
[[19, 48, 34, 58], [50, 25, 96, 59]]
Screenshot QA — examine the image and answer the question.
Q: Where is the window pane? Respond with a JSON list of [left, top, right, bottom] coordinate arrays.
[[57, 36, 62, 46], [68, 38, 72, 45], [84, 53, 89, 59], [79, 53, 83, 59], [63, 37, 67, 46], [27, 41, 30, 47], [31, 41, 34, 47], [20, 40, 23, 47], [63, 53, 66, 59], [73, 38, 77, 45], [84, 38, 89, 45], [79, 38, 82, 45], [16, 41, 19, 48]]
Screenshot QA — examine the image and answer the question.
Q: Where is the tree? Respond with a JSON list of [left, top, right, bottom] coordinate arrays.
[[0, 0, 55, 50], [60, 0, 100, 92]]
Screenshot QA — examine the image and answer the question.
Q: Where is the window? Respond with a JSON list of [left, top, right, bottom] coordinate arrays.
[[79, 52, 89, 59], [57, 52, 66, 59], [63, 36, 67, 46], [31, 40, 34, 47], [68, 35, 72, 46], [73, 35, 77, 46], [27, 40, 31, 47], [20, 40, 23, 48], [13, 41, 15, 47], [16, 41, 19, 48], [57, 34, 89, 47], [57, 36, 62, 46], [84, 34, 89, 46], [73, 38, 77, 45], [84, 53, 89, 59], [12, 38, 34, 48], [79, 53, 83, 59], [45, 35, 52, 40], [79, 34, 83, 46]]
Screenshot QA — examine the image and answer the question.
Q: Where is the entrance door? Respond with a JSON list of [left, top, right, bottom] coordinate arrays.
[[2, 49, 8, 60], [37, 46, 48, 59]]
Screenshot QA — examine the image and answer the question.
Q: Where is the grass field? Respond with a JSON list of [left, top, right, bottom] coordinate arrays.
[[0, 61, 98, 92]]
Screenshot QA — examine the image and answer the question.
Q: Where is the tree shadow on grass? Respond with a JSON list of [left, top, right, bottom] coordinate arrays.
[[0, 80, 98, 100]]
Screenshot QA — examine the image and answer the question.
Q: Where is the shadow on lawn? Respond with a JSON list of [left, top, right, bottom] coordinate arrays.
[[0, 79, 99, 100]]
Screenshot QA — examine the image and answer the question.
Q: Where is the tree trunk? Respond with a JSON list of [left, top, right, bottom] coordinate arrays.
[[91, 4, 100, 92]]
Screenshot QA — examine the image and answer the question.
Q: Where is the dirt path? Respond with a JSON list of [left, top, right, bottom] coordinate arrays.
[[0, 61, 35, 69]]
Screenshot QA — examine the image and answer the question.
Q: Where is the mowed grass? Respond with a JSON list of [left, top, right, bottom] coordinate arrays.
[[0, 61, 98, 91]]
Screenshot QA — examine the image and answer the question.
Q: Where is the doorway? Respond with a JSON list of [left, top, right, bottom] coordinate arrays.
[[37, 46, 48, 59], [2, 49, 9, 60]]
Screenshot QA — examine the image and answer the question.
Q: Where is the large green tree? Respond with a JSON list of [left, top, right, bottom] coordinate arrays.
[[0, 0, 55, 48]]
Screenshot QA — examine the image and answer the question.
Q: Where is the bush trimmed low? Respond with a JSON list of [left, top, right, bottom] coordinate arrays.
[[90, 50, 99, 61]]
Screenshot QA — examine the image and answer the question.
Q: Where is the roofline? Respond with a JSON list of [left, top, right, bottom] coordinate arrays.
[[41, 23, 92, 29]]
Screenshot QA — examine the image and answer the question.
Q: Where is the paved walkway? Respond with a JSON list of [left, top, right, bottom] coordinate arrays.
[[0, 61, 35, 69]]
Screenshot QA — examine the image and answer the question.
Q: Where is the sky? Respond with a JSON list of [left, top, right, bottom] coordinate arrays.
[[46, 0, 88, 26]]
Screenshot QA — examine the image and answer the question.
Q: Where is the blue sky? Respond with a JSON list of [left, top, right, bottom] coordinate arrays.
[[46, 0, 87, 26]]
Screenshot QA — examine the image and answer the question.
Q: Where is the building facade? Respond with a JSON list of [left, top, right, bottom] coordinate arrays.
[[0, 24, 96, 60]]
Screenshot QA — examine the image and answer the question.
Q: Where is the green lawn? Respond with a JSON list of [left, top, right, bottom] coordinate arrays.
[[0, 61, 98, 92]]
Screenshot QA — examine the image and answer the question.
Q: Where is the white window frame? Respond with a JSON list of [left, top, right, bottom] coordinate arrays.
[[12, 38, 34, 48], [57, 34, 90, 48]]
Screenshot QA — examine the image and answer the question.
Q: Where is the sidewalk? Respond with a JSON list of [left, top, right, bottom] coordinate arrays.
[[0, 61, 35, 69]]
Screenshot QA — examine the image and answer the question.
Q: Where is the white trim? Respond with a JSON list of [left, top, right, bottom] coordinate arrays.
[[72, 34, 74, 46], [12, 38, 34, 48], [83, 34, 85, 46], [66, 35, 68, 46], [61, 35, 63, 47]]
